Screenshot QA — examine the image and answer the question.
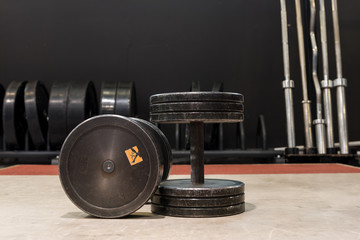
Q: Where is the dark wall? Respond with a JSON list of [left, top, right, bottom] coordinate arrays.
[[0, 0, 359, 148]]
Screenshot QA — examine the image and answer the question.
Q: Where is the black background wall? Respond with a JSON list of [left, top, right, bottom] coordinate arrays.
[[0, 0, 359, 149]]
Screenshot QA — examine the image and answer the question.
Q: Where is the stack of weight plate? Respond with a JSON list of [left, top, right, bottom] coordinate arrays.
[[151, 179, 245, 217], [150, 92, 244, 124], [150, 92, 245, 217]]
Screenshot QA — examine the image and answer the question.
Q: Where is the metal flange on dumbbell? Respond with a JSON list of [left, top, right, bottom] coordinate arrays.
[[150, 92, 245, 217]]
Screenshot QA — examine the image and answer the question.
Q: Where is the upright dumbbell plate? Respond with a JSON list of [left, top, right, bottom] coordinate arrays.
[[24, 81, 49, 149], [132, 118, 172, 181], [48, 81, 70, 150], [99, 81, 117, 114], [3, 81, 27, 150], [67, 81, 98, 133], [59, 115, 164, 218]]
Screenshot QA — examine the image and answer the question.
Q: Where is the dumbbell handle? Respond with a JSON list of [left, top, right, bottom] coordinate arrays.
[[190, 122, 205, 184]]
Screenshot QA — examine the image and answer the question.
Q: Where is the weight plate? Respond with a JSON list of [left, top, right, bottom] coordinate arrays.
[[150, 112, 244, 124], [48, 81, 71, 150], [132, 118, 172, 181], [59, 115, 163, 218], [24, 81, 49, 149], [3, 81, 27, 150], [151, 202, 245, 217], [115, 82, 136, 117], [99, 81, 117, 114], [150, 102, 243, 113], [150, 92, 244, 104], [155, 179, 244, 197], [67, 81, 98, 134], [151, 194, 244, 208]]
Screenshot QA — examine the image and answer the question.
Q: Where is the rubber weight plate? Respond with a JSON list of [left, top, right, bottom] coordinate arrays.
[[3, 81, 27, 150], [150, 112, 244, 124], [150, 102, 243, 113], [151, 203, 245, 218], [24, 81, 49, 149], [59, 115, 164, 218], [115, 82, 136, 117], [155, 179, 244, 197], [151, 194, 244, 208], [67, 81, 98, 134], [99, 81, 117, 114], [132, 118, 172, 181], [48, 81, 70, 150], [150, 92, 244, 104]]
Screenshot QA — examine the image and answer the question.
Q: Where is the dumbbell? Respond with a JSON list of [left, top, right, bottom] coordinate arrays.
[[58, 115, 172, 218], [150, 92, 246, 217]]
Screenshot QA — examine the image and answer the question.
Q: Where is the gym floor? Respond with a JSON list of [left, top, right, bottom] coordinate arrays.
[[1, 163, 360, 239]]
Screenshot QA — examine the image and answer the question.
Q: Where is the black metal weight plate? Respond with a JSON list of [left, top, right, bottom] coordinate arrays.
[[150, 92, 244, 104], [48, 81, 70, 150], [151, 202, 245, 218], [150, 112, 244, 124], [24, 81, 49, 150], [150, 102, 244, 113], [115, 82, 136, 117], [67, 81, 98, 134], [151, 194, 244, 208], [132, 118, 172, 181], [59, 115, 164, 218], [3, 81, 27, 150], [99, 81, 117, 114], [155, 179, 244, 197]]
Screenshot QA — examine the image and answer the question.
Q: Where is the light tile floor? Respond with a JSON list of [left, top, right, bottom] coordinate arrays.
[[0, 173, 360, 240]]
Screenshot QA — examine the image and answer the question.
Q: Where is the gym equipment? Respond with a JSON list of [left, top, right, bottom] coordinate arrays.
[[48, 81, 97, 150], [67, 81, 98, 133], [319, 0, 336, 154], [295, 0, 315, 153], [99, 81, 136, 117], [309, 0, 326, 154], [24, 81, 49, 150], [48, 81, 70, 150], [3, 81, 27, 150], [331, 0, 349, 154], [279, 0, 298, 154], [59, 115, 171, 218], [150, 92, 245, 217]]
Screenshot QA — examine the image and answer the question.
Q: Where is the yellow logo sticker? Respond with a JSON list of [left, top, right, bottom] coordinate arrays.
[[125, 146, 143, 166]]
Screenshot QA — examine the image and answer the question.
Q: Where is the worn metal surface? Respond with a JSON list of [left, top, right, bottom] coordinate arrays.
[[59, 115, 164, 218], [155, 179, 244, 197], [151, 194, 244, 208], [150, 92, 244, 104], [151, 202, 245, 217], [67, 81, 97, 133], [115, 82, 136, 117], [132, 118, 172, 181], [150, 102, 243, 113], [24, 81, 49, 150], [3, 81, 27, 150], [99, 81, 136, 117], [150, 112, 244, 124], [48, 81, 70, 150], [99, 81, 117, 114]]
